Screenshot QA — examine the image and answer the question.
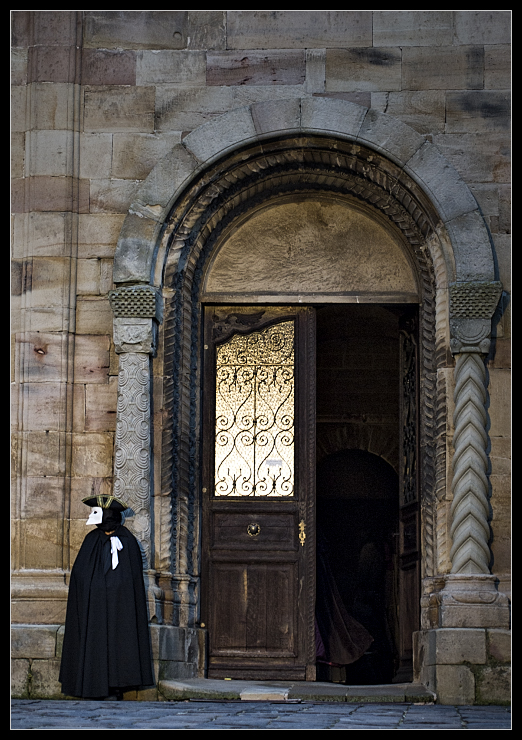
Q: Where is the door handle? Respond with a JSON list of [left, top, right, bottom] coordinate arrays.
[[299, 519, 306, 547]]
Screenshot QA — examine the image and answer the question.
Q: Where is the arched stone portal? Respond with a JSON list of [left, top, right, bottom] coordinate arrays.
[[108, 98, 508, 696]]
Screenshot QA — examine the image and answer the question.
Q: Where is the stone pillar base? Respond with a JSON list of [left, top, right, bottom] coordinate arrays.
[[438, 574, 510, 629], [414, 628, 511, 705]]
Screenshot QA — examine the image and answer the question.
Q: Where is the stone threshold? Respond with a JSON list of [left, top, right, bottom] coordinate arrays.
[[158, 678, 436, 703]]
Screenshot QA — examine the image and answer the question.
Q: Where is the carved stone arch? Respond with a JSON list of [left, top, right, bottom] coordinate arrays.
[[109, 97, 504, 631], [316, 425, 400, 476]]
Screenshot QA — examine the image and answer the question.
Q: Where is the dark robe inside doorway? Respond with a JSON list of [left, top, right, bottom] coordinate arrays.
[[59, 524, 154, 699]]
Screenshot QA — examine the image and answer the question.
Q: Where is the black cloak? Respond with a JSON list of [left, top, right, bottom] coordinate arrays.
[[59, 524, 154, 698]]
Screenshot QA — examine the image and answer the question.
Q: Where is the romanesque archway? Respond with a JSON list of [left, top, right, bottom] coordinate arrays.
[[108, 97, 507, 673]]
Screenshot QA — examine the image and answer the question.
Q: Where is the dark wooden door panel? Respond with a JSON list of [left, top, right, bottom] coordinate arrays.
[[211, 511, 298, 550], [202, 306, 316, 680]]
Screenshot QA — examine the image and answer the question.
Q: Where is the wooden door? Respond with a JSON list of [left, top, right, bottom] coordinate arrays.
[[202, 306, 316, 680], [396, 310, 421, 682]]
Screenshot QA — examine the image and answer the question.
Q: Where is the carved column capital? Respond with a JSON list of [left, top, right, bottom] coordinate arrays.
[[449, 281, 502, 355], [109, 285, 163, 356], [109, 285, 163, 322]]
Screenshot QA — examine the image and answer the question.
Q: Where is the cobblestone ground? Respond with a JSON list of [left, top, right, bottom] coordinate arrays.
[[11, 700, 511, 730]]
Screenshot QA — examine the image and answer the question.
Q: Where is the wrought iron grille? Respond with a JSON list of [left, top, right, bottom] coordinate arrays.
[[214, 321, 295, 496]]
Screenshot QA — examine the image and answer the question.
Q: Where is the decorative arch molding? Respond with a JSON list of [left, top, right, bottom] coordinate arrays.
[[108, 97, 506, 629]]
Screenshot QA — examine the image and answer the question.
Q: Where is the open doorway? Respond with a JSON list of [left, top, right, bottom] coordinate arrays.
[[316, 449, 399, 684], [314, 304, 415, 684]]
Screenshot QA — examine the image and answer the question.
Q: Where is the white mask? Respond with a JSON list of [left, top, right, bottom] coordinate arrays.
[[86, 506, 103, 525]]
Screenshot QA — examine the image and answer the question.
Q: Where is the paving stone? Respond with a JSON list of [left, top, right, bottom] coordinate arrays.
[[11, 700, 511, 730]]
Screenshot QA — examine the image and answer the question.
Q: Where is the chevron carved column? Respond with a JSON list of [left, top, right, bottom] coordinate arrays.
[[438, 281, 509, 627]]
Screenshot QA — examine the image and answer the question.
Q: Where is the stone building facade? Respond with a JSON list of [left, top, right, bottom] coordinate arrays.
[[11, 11, 510, 704]]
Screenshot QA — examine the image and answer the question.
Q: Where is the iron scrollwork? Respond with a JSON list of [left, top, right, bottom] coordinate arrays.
[[214, 321, 295, 497]]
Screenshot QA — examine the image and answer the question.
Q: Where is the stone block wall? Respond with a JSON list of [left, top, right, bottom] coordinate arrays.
[[11, 11, 510, 702]]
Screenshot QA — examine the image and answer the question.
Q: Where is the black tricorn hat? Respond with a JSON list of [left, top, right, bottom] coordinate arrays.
[[82, 494, 128, 512]]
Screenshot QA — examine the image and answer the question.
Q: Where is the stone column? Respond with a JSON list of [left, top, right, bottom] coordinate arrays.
[[415, 282, 510, 704], [440, 281, 509, 627], [109, 285, 163, 622]]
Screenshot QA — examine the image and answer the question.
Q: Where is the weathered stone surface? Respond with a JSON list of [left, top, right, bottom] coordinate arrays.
[[79, 133, 113, 179], [15, 431, 67, 477], [301, 96, 366, 138], [453, 11, 511, 46], [11, 10, 31, 47], [83, 10, 225, 51], [358, 108, 425, 166], [12, 176, 89, 214], [71, 432, 114, 478], [19, 517, 64, 569], [11, 47, 27, 85], [226, 11, 372, 49], [78, 213, 125, 258], [11, 84, 26, 133], [27, 83, 77, 131], [30, 10, 78, 47], [13, 212, 73, 258], [326, 48, 402, 92], [402, 46, 484, 91], [11, 659, 30, 698], [251, 98, 301, 135], [182, 105, 257, 163], [81, 48, 136, 86], [446, 92, 510, 134], [27, 45, 79, 84], [89, 178, 141, 214], [436, 665, 475, 705], [15, 333, 68, 383], [83, 85, 155, 133], [21, 257, 72, 309], [487, 369, 511, 438], [75, 297, 113, 335], [73, 334, 110, 383], [487, 629, 511, 663], [136, 50, 206, 86], [404, 142, 480, 224], [203, 199, 418, 300], [112, 213, 164, 284], [485, 45, 511, 90], [305, 49, 325, 93], [20, 383, 67, 431], [11, 624, 59, 658], [371, 91, 446, 135], [11, 132, 25, 179], [432, 132, 511, 185], [84, 10, 189, 49], [85, 376, 117, 431], [111, 133, 182, 180], [207, 50, 305, 87], [422, 628, 487, 666], [76, 258, 102, 295], [475, 665, 511, 705], [30, 658, 64, 698], [129, 143, 198, 216], [21, 477, 66, 519], [373, 11, 453, 47], [25, 130, 74, 177], [444, 211, 497, 283]]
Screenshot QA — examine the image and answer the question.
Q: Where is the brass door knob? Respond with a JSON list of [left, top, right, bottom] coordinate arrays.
[[247, 523, 261, 537]]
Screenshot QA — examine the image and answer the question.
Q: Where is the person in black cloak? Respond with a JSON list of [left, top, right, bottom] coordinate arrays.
[[59, 495, 154, 700]]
